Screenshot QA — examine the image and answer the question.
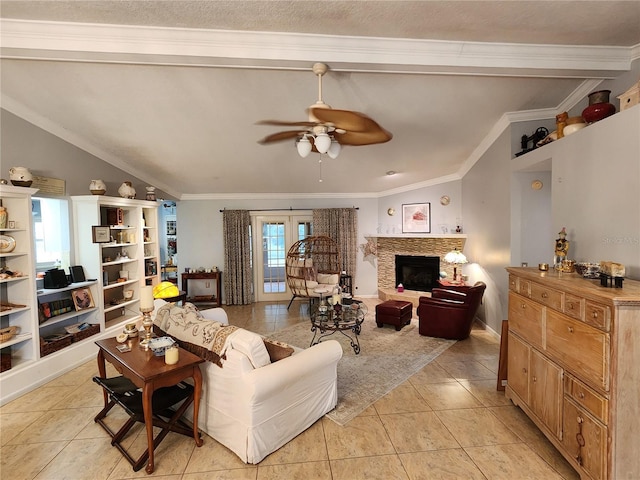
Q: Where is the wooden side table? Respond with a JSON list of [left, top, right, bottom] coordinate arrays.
[[94, 337, 204, 474], [181, 271, 222, 307]]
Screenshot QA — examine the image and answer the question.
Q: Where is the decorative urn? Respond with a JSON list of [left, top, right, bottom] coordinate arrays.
[[118, 181, 136, 199], [145, 186, 156, 201], [582, 90, 616, 123], [89, 179, 107, 195], [9, 167, 33, 187]]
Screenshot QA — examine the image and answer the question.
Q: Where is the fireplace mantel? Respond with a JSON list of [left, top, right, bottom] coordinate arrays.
[[375, 235, 466, 294]]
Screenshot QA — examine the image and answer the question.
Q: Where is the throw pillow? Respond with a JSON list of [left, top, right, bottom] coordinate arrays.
[[317, 273, 339, 285], [263, 339, 295, 362]]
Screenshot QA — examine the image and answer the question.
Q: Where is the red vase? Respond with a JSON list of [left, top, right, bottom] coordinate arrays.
[[582, 90, 616, 123]]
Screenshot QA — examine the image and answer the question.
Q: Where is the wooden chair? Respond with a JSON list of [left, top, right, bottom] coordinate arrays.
[[285, 235, 341, 309]]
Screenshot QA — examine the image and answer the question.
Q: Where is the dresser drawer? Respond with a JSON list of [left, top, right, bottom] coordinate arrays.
[[530, 282, 563, 311], [564, 373, 608, 424], [546, 310, 610, 391], [508, 292, 543, 348], [584, 301, 611, 331], [564, 294, 584, 321], [509, 275, 530, 296]]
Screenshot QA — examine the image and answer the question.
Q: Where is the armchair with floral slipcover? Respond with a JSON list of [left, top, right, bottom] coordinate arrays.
[[417, 281, 486, 340]]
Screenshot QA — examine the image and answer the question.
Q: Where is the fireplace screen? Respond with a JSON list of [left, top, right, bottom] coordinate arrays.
[[395, 255, 440, 292]]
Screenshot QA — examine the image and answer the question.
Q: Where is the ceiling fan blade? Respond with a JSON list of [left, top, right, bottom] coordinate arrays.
[[310, 107, 385, 133], [334, 128, 393, 146], [257, 119, 318, 127], [258, 130, 305, 144]]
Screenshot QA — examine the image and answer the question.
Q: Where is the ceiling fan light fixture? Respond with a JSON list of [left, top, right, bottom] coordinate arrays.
[[314, 132, 331, 154], [296, 136, 312, 158], [327, 138, 341, 159]]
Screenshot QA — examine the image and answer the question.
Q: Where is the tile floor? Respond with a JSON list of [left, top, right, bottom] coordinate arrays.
[[0, 299, 581, 480]]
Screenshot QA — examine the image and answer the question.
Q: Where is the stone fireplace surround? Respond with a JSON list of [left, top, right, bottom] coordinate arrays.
[[375, 235, 466, 306]]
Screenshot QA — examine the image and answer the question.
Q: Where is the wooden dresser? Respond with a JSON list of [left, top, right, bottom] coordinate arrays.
[[505, 267, 640, 480]]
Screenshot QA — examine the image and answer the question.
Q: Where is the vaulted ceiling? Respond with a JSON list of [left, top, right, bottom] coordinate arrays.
[[1, 1, 639, 199]]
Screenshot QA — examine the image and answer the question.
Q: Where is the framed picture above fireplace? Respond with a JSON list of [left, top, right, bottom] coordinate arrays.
[[402, 203, 431, 233]]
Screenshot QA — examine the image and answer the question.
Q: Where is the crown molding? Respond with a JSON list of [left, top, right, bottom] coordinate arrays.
[[1, 19, 635, 76]]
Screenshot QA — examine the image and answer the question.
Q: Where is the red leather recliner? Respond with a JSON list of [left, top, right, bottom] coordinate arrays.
[[417, 282, 486, 340]]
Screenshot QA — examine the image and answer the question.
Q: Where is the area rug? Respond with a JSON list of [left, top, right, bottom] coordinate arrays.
[[267, 311, 455, 426]]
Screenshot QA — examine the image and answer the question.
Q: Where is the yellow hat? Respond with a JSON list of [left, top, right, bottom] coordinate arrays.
[[153, 281, 179, 299]]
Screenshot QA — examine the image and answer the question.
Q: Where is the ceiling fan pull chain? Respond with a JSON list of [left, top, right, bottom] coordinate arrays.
[[318, 154, 323, 183]]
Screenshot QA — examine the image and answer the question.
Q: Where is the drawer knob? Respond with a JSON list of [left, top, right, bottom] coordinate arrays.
[[568, 326, 574, 333], [522, 368, 527, 374], [532, 376, 537, 383], [592, 311, 599, 319], [578, 392, 585, 399], [567, 303, 574, 310], [541, 292, 548, 298], [521, 303, 526, 309], [577, 415, 583, 424]]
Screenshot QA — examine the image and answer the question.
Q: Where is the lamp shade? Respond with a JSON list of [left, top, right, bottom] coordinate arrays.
[[314, 132, 331, 153], [296, 136, 312, 157], [327, 138, 341, 159], [444, 249, 468, 265]]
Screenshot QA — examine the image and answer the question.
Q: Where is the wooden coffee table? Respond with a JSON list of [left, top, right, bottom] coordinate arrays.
[[94, 337, 204, 474]]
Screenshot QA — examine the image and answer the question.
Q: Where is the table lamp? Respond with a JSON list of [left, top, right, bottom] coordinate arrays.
[[444, 248, 468, 284]]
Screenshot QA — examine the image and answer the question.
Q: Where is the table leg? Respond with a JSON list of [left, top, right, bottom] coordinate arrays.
[[192, 366, 204, 446], [96, 349, 108, 408], [143, 383, 155, 474]]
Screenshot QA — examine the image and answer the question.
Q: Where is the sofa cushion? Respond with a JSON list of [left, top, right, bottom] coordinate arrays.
[[317, 273, 339, 285], [224, 329, 271, 368]]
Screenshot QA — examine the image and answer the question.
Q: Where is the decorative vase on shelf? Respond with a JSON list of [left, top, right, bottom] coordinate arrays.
[[89, 179, 107, 195], [582, 90, 616, 123], [0, 207, 7, 229], [9, 167, 33, 187], [145, 186, 156, 201], [118, 181, 136, 199]]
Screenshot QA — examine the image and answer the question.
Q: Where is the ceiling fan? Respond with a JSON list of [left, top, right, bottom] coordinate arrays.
[[257, 63, 392, 159]]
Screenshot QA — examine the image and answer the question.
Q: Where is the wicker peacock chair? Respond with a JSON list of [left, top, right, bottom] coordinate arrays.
[[286, 235, 342, 309]]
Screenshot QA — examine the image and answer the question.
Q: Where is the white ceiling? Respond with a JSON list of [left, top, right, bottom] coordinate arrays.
[[1, 1, 639, 199]]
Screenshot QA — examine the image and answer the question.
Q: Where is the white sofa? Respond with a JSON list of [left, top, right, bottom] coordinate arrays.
[[152, 300, 343, 464]]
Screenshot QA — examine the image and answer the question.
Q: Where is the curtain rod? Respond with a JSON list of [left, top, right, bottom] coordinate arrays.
[[219, 207, 359, 212]]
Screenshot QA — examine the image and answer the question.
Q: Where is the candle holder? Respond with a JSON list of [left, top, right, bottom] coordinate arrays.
[[138, 307, 154, 350]]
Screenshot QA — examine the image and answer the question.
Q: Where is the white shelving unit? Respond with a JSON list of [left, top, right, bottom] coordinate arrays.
[[71, 195, 160, 331], [0, 185, 39, 382], [36, 280, 100, 346]]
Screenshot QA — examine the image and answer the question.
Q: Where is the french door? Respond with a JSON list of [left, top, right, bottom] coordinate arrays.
[[252, 212, 312, 302]]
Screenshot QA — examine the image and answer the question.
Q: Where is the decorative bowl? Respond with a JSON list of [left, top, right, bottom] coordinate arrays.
[[123, 323, 138, 339], [575, 262, 600, 279], [123, 289, 134, 300], [148, 336, 177, 356]]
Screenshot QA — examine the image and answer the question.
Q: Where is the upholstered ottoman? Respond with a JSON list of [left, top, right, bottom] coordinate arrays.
[[375, 300, 413, 331]]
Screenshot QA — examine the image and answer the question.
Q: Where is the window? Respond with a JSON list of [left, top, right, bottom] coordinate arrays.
[[32, 197, 70, 272], [263, 222, 285, 267]]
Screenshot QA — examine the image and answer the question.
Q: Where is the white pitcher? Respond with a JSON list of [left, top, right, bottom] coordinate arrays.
[[9, 166, 33, 184]]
